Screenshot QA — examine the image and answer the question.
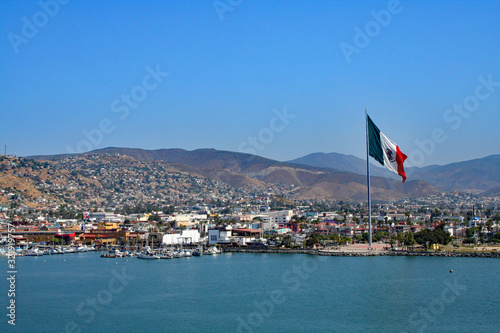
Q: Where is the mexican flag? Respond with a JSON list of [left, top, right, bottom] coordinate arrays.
[[367, 115, 408, 182]]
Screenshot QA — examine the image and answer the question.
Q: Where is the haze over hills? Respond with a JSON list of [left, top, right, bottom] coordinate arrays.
[[481, 186, 500, 197], [288, 152, 391, 178], [408, 154, 500, 192], [26, 147, 439, 201], [289, 152, 500, 192]]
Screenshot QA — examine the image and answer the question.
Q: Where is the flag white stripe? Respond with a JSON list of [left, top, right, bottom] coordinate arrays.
[[380, 131, 399, 176]]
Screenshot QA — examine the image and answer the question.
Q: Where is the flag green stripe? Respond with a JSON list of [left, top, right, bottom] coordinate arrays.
[[367, 115, 384, 166]]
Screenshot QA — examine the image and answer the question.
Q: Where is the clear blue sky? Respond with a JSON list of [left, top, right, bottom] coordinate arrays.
[[1, 0, 499, 167]]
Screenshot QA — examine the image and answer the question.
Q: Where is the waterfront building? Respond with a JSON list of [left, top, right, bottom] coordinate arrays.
[[162, 229, 200, 245]]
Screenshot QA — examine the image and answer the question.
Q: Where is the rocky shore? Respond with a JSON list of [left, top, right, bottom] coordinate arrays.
[[223, 247, 500, 258]]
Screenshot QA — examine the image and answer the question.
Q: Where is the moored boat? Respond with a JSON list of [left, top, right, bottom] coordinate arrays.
[[25, 247, 44, 256], [138, 246, 160, 259]]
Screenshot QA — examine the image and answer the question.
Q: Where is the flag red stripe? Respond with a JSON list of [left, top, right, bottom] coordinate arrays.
[[395, 146, 407, 183]]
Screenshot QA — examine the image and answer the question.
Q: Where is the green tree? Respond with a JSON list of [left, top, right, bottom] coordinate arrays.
[[403, 231, 416, 250], [414, 225, 451, 246], [492, 231, 500, 243], [281, 235, 293, 248]]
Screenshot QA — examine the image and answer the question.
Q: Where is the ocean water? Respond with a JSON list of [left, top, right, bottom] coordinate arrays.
[[1, 252, 499, 333]]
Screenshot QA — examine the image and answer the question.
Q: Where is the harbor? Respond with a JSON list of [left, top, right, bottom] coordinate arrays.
[[1, 251, 499, 333]]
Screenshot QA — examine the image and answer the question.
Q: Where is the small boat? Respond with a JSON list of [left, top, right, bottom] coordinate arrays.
[[204, 246, 221, 255], [157, 250, 173, 259], [172, 250, 184, 258], [25, 248, 44, 256], [138, 247, 160, 260], [50, 248, 62, 255], [101, 250, 116, 258], [192, 249, 203, 256], [138, 253, 160, 259], [63, 247, 76, 254], [76, 246, 88, 253]]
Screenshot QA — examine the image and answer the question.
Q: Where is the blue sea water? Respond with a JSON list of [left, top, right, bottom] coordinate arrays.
[[1, 252, 499, 333]]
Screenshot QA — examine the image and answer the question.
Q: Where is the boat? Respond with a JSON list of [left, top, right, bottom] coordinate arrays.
[[100, 250, 117, 258], [192, 249, 203, 256], [50, 248, 63, 255], [76, 246, 88, 253], [157, 249, 173, 259], [138, 246, 160, 259], [25, 247, 44, 256], [172, 250, 184, 258], [204, 246, 221, 255], [63, 247, 76, 254]]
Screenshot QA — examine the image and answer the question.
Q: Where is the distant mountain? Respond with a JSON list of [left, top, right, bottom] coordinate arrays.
[[481, 186, 500, 197], [290, 152, 500, 192], [408, 154, 500, 192], [27, 147, 439, 201], [288, 152, 392, 178], [30, 147, 293, 172]]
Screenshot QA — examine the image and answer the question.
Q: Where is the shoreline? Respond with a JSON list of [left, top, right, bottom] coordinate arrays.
[[223, 247, 500, 258]]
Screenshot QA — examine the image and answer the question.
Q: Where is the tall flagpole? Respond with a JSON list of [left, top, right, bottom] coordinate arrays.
[[365, 109, 372, 248]]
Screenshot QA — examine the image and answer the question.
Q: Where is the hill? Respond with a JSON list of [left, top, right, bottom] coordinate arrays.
[[408, 154, 500, 192], [481, 186, 500, 197], [288, 152, 392, 178], [26, 147, 439, 201], [290, 152, 500, 192]]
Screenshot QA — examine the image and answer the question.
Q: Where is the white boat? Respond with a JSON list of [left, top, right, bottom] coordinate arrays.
[[172, 250, 184, 258], [50, 248, 63, 255], [138, 253, 160, 259], [63, 247, 76, 254], [157, 249, 173, 259], [204, 246, 221, 255], [138, 246, 160, 259], [76, 246, 88, 253], [25, 248, 44, 256]]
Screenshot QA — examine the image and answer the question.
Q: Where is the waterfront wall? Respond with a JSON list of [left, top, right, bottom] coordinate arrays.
[[222, 247, 500, 258]]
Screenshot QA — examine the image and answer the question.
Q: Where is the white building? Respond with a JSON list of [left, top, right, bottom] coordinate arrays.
[[208, 226, 261, 246], [162, 229, 201, 245], [259, 210, 292, 225], [167, 214, 208, 227], [208, 227, 233, 245], [91, 212, 124, 222]]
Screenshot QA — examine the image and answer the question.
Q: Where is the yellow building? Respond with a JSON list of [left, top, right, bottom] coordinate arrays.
[[98, 221, 120, 230], [428, 243, 440, 250]]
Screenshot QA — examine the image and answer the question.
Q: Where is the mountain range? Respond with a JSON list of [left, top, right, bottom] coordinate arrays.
[[289, 152, 500, 192], [27, 148, 500, 199], [26, 147, 444, 201]]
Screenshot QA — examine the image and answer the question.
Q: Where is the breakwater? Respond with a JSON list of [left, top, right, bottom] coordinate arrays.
[[223, 247, 500, 258]]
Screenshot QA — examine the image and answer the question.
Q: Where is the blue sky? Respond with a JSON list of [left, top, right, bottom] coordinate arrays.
[[1, 0, 499, 167]]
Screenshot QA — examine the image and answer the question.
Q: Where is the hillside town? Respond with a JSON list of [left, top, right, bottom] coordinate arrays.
[[1, 154, 500, 252], [2, 196, 500, 252]]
